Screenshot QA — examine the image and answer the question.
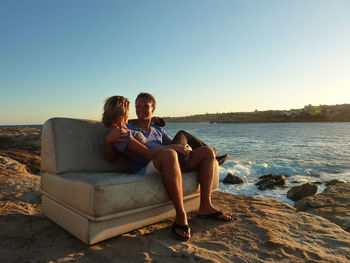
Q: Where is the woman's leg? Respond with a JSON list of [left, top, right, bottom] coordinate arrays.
[[152, 148, 190, 239]]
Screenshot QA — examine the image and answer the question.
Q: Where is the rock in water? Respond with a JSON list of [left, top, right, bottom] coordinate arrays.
[[325, 179, 347, 186], [287, 183, 317, 201], [255, 174, 287, 190], [223, 173, 244, 184]]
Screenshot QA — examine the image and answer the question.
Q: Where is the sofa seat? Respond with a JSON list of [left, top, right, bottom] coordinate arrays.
[[41, 170, 200, 221]]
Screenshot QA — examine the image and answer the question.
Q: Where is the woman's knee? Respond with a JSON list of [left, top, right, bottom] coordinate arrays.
[[156, 148, 178, 162], [154, 148, 179, 171], [199, 146, 215, 159]]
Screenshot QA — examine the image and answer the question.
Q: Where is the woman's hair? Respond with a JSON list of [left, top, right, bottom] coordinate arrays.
[[102, 96, 130, 127], [135, 92, 156, 109]]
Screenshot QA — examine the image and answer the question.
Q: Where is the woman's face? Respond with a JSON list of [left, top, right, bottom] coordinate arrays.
[[122, 112, 128, 125]]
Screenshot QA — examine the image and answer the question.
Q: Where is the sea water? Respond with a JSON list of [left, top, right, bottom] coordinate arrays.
[[2, 122, 349, 205], [163, 122, 350, 205]]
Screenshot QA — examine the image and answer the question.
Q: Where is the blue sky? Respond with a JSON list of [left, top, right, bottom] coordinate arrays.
[[1, 0, 349, 124]]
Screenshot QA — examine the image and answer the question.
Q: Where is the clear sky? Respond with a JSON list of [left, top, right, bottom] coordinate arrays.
[[1, 0, 349, 124]]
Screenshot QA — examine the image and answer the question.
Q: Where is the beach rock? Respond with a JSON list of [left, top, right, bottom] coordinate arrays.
[[0, 156, 41, 206], [0, 128, 41, 175], [310, 173, 321, 177], [325, 179, 347, 186], [0, 150, 41, 175], [287, 183, 317, 201], [1, 191, 350, 263], [295, 183, 350, 232], [256, 174, 287, 190], [0, 156, 28, 173], [0, 127, 41, 152], [223, 173, 244, 184]]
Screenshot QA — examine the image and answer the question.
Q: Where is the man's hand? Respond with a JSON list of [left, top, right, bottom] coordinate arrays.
[[151, 116, 166, 127]]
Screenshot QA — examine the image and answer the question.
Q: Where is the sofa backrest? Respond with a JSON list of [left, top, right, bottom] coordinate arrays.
[[41, 117, 128, 174]]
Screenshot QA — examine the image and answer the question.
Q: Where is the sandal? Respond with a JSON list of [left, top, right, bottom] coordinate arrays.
[[197, 211, 233, 221], [172, 223, 191, 241]]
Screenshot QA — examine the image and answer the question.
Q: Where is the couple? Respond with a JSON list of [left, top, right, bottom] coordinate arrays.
[[103, 93, 232, 241]]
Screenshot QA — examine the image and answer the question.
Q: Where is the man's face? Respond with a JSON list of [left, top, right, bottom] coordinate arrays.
[[136, 98, 154, 120]]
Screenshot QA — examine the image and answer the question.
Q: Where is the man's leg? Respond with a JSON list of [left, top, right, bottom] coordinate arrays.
[[172, 130, 207, 149], [172, 130, 228, 166], [152, 148, 190, 239], [185, 146, 232, 220], [171, 130, 209, 170]]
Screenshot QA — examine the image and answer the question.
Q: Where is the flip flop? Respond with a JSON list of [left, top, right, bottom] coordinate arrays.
[[216, 154, 229, 165], [197, 211, 233, 221], [172, 223, 191, 241]]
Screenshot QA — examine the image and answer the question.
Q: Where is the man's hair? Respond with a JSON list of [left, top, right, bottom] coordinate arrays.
[[102, 96, 130, 127], [135, 92, 156, 109]]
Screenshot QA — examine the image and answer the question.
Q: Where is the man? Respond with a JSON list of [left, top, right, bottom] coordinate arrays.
[[105, 93, 231, 240]]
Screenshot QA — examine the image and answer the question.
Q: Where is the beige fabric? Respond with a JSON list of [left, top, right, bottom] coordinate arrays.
[[43, 193, 202, 244], [41, 117, 221, 244], [41, 118, 129, 174], [41, 170, 201, 219]]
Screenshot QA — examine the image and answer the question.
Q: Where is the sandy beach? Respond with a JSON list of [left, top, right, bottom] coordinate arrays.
[[1, 127, 350, 263]]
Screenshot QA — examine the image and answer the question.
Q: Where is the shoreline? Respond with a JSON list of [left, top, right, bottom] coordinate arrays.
[[1, 127, 350, 262]]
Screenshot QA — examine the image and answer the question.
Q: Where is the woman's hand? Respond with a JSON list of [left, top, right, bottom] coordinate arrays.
[[106, 127, 128, 144], [170, 144, 192, 155]]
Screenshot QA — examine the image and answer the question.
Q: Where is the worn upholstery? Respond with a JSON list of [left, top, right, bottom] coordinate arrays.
[[41, 117, 220, 244], [41, 118, 128, 174], [41, 171, 200, 220]]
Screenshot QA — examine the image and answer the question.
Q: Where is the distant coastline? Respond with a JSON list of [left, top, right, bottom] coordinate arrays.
[[164, 104, 350, 123], [1, 104, 349, 127], [0, 124, 43, 129]]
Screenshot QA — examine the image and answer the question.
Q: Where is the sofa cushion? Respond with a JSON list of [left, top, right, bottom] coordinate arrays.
[[41, 118, 129, 174], [41, 171, 202, 220]]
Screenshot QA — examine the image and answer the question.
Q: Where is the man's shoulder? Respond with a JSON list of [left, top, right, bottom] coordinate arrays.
[[150, 123, 164, 132], [126, 121, 137, 130]]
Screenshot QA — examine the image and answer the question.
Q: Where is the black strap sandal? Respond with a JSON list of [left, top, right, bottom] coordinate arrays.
[[172, 223, 191, 241], [197, 211, 233, 221]]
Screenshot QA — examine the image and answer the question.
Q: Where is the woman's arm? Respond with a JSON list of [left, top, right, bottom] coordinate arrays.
[[104, 128, 128, 163], [127, 138, 190, 160]]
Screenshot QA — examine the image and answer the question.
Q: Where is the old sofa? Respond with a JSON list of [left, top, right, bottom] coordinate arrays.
[[40, 117, 220, 244]]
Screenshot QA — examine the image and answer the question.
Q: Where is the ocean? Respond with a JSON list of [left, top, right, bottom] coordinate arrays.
[[163, 122, 350, 205], [2, 122, 349, 205]]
